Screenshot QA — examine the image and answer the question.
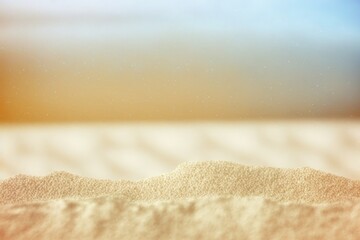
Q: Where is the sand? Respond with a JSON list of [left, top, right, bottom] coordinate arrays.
[[1, 122, 360, 181], [0, 161, 360, 240]]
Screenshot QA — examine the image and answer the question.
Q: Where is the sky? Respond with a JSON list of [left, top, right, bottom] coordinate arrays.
[[0, 0, 359, 121]]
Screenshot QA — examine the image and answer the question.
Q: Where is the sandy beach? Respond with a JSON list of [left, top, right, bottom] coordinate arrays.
[[1, 161, 360, 240], [1, 122, 360, 180], [1, 0, 359, 238], [0, 122, 359, 239]]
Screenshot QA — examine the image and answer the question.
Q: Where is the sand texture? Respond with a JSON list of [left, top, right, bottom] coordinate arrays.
[[1, 161, 360, 240], [1, 122, 360, 181]]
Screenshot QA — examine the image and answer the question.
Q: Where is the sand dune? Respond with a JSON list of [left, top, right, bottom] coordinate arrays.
[[1, 122, 360, 181], [1, 161, 360, 205], [1, 196, 359, 240], [1, 161, 360, 239]]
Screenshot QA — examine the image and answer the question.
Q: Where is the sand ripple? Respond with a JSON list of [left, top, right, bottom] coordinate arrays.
[[0, 161, 360, 239]]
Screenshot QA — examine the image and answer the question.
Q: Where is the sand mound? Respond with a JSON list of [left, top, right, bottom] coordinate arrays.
[[1, 161, 360, 239], [1, 161, 360, 205]]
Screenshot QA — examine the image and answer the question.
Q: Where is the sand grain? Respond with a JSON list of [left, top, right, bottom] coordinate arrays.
[[0, 161, 359, 239]]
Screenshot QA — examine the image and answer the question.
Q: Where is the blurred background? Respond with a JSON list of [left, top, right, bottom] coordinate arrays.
[[0, 0, 359, 180], [0, 0, 359, 121]]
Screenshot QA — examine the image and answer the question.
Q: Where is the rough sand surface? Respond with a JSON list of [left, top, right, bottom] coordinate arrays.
[[1, 161, 360, 239]]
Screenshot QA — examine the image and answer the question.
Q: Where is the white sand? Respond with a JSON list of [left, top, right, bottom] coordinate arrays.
[[1, 161, 360, 239], [1, 122, 360, 180]]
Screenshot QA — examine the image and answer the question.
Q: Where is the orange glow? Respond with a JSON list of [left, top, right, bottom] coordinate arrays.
[[0, 1, 359, 122]]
